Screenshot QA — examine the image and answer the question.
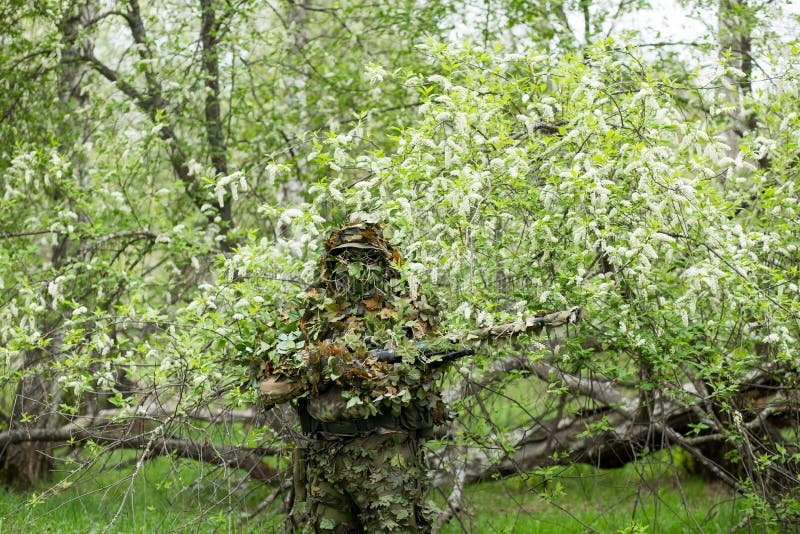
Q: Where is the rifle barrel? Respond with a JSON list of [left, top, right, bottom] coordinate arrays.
[[370, 347, 475, 365]]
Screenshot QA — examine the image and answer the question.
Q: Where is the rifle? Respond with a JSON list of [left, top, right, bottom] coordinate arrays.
[[369, 346, 476, 366], [259, 306, 583, 404], [452, 306, 583, 342], [367, 306, 583, 367]]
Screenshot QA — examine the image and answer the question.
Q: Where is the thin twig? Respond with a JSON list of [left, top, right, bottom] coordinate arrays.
[[102, 425, 161, 534]]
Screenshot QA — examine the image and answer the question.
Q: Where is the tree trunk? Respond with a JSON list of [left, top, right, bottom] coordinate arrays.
[[200, 0, 234, 251], [1, 3, 93, 489], [2, 349, 57, 488], [718, 0, 756, 164]]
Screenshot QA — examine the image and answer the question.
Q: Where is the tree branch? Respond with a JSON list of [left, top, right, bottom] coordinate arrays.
[[200, 0, 233, 250], [531, 361, 631, 411], [80, 2, 230, 221], [0, 427, 280, 482]]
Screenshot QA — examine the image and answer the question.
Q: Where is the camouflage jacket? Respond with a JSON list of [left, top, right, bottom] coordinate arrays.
[[261, 286, 448, 425]]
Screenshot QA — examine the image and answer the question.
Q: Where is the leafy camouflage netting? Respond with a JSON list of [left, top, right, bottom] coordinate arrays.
[[260, 222, 449, 423]]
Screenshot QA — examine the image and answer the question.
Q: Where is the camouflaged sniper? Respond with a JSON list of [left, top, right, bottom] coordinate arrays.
[[260, 222, 448, 426], [263, 221, 443, 532]]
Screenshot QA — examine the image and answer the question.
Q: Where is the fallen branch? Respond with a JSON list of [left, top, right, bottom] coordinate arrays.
[[0, 426, 280, 482], [433, 358, 798, 496]]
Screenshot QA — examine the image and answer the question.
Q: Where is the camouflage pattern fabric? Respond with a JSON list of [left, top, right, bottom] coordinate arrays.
[[265, 222, 442, 533], [261, 287, 452, 417], [290, 431, 435, 533]]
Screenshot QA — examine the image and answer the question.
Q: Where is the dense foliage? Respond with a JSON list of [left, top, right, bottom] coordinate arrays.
[[1, 0, 799, 530]]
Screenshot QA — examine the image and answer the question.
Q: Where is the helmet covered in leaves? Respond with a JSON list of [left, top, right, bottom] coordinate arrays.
[[319, 222, 403, 301]]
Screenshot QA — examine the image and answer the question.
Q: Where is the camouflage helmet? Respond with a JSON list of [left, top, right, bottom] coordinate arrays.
[[319, 222, 402, 299]]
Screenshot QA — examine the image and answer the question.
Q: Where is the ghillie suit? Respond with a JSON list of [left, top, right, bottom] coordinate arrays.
[[261, 222, 444, 533]]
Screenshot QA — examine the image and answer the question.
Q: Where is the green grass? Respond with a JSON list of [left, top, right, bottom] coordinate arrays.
[[0, 377, 754, 533], [0, 379, 754, 533], [0, 447, 749, 534], [437, 462, 744, 534], [0, 452, 277, 533]]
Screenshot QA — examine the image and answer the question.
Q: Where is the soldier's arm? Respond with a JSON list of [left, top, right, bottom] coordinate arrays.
[[259, 374, 305, 405]]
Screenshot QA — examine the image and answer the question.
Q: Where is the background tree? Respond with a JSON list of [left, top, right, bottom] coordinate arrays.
[[1, 0, 799, 531]]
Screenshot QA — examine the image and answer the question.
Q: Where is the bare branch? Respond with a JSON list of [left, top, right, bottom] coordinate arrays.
[[531, 361, 630, 410], [0, 426, 280, 482], [83, 10, 131, 29], [0, 229, 58, 240], [81, 52, 147, 106]]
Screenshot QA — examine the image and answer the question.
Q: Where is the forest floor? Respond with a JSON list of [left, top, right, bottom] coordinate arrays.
[[0, 449, 746, 533]]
